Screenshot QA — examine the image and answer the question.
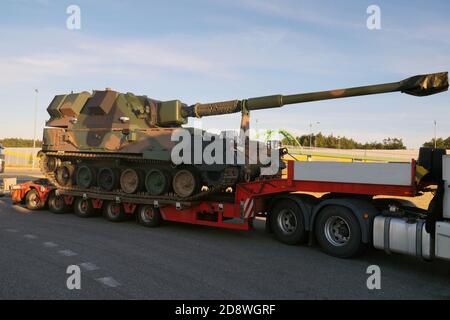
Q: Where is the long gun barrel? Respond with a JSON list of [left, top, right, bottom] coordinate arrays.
[[183, 72, 448, 118]]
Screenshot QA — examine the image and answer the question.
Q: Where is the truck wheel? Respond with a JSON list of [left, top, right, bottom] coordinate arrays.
[[25, 189, 44, 210], [48, 192, 68, 214], [270, 199, 307, 245], [103, 201, 127, 222], [137, 205, 162, 227], [314, 206, 365, 258], [74, 198, 96, 218]]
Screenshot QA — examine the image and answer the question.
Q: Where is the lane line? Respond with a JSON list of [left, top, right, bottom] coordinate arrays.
[[23, 234, 37, 239], [58, 249, 78, 257], [5, 229, 18, 233], [79, 262, 100, 271], [43, 241, 58, 248], [96, 277, 121, 288]]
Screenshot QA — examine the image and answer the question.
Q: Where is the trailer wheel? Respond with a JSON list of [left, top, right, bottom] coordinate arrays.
[[314, 206, 365, 258], [74, 198, 96, 218], [48, 192, 68, 214], [137, 205, 162, 227], [271, 199, 307, 245], [103, 201, 127, 222], [25, 189, 44, 210]]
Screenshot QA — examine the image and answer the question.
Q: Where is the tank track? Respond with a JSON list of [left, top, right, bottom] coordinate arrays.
[[40, 151, 239, 202]]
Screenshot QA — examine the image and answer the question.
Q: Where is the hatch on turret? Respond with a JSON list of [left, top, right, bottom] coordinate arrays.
[[86, 89, 117, 115]]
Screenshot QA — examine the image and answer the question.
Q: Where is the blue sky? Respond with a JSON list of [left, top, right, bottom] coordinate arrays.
[[0, 0, 449, 148]]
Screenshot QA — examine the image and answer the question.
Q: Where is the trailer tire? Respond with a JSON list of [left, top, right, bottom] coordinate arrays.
[[103, 201, 127, 222], [137, 205, 162, 228], [48, 192, 68, 214], [25, 189, 45, 210], [74, 198, 96, 218], [270, 199, 307, 245], [314, 205, 365, 258]]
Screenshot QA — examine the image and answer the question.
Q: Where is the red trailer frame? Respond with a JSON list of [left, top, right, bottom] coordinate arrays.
[[12, 160, 418, 231]]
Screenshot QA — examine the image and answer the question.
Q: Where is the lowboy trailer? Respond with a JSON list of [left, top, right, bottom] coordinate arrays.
[[11, 148, 450, 261]]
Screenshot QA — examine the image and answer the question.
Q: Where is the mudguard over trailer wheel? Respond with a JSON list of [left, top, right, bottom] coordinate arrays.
[[25, 189, 45, 210], [270, 199, 308, 245], [137, 204, 162, 228], [74, 198, 97, 218], [48, 191, 69, 214], [103, 201, 127, 222], [314, 205, 366, 258]]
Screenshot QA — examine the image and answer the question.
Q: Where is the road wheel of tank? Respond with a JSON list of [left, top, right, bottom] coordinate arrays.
[[43, 156, 61, 173], [25, 189, 45, 210], [172, 168, 200, 198], [137, 205, 162, 228], [270, 199, 307, 245], [314, 206, 365, 258], [75, 165, 97, 189], [145, 169, 170, 196], [97, 167, 119, 192], [48, 191, 68, 214], [55, 164, 74, 187], [120, 168, 143, 194], [74, 197, 96, 218], [103, 201, 127, 222]]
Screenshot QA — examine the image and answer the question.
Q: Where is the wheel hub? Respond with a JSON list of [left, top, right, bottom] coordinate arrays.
[[173, 169, 197, 198], [324, 216, 351, 246], [120, 169, 140, 194], [76, 166, 95, 188], [98, 168, 116, 191], [56, 165, 73, 186], [145, 169, 168, 196], [277, 209, 297, 235], [141, 206, 154, 223]]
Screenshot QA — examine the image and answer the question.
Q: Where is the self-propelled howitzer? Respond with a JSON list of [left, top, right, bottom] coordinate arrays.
[[40, 72, 448, 200]]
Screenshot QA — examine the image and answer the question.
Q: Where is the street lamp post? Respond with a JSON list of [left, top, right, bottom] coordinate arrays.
[[309, 121, 320, 148], [434, 120, 437, 149]]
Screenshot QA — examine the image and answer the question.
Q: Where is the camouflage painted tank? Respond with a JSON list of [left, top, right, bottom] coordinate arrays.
[[40, 72, 448, 200]]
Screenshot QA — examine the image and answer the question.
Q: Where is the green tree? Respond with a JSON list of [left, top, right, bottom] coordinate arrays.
[[423, 137, 450, 149]]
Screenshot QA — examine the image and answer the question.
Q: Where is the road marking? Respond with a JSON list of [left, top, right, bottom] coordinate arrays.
[[23, 234, 37, 239], [43, 242, 58, 248], [96, 277, 121, 288], [5, 229, 18, 233], [79, 262, 99, 271], [58, 249, 78, 257]]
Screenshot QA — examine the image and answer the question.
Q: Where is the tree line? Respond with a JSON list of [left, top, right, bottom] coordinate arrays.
[[423, 137, 450, 149], [0, 138, 42, 148], [282, 133, 407, 150]]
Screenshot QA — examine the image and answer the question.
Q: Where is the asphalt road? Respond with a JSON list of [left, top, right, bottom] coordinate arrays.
[[0, 171, 449, 300]]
